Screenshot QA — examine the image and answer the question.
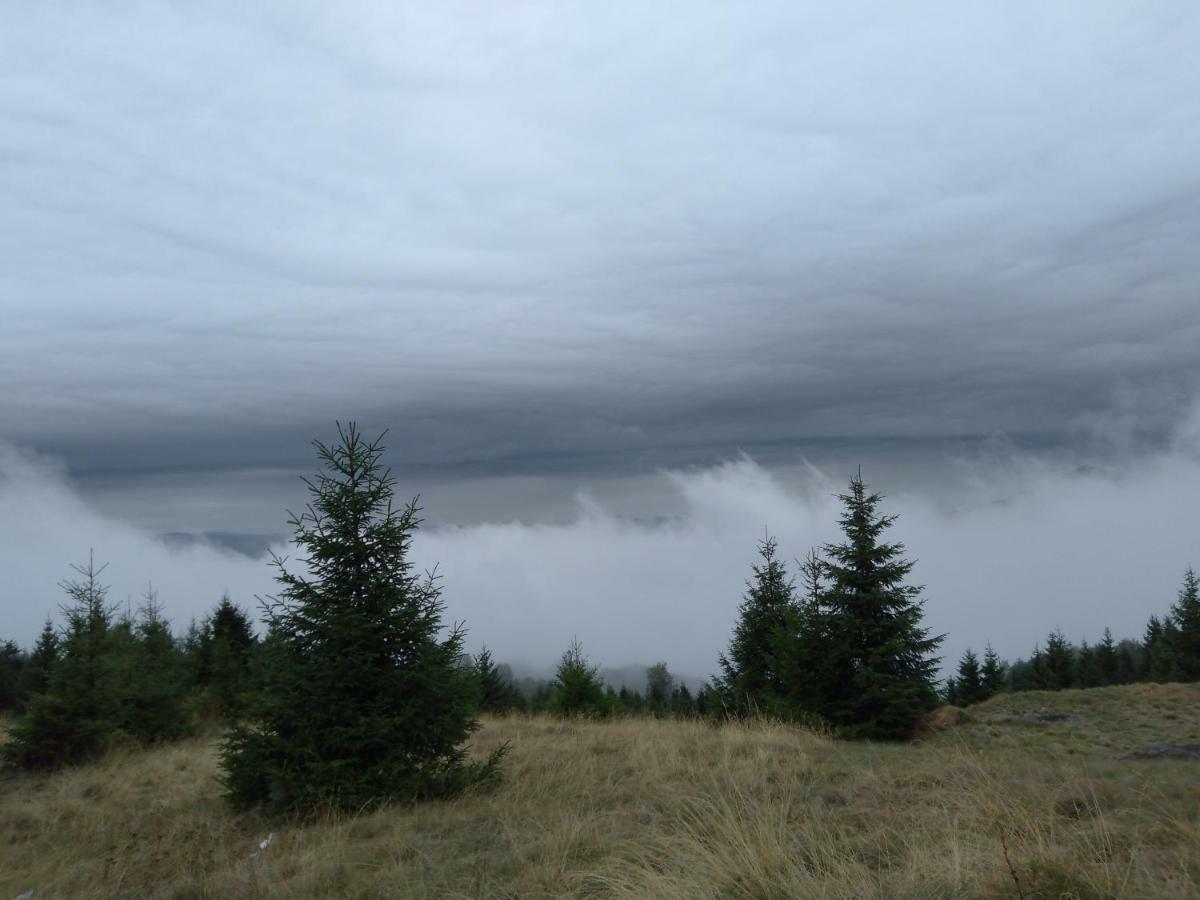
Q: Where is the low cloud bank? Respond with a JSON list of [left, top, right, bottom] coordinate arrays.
[[2, 431, 1198, 679]]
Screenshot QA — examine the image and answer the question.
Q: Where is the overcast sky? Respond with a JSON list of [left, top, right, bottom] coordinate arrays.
[[4, 3, 1199, 474], [2, 4, 1199, 670]]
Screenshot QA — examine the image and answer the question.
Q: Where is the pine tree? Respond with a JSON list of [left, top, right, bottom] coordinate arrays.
[[1170, 568, 1200, 681], [1096, 628, 1119, 685], [645, 662, 674, 715], [694, 684, 714, 718], [777, 547, 833, 716], [818, 472, 943, 739], [716, 536, 795, 717], [0, 640, 26, 713], [221, 424, 504, 813], [550, 638, 610, 717], [24, 619, 60, 700], [953, 648, 985, 706], [118, 589, 191, 744], [942, 676, 958, 706], [980, 644, 1005, 698], [670, 683, 695, 717], [617, 685, 646, 715], [1116, 640, 1140, 685], [1143, 615, 1179, 683], [475, 646, 516, 713], [5, 553, 119, 769], [202, 594, 259, 719], [1076, 639, 1102, 688], [1043, 629, 1075, 690]]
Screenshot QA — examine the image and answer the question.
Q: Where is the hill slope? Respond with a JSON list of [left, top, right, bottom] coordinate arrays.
[[2, 683, 1199, 898]]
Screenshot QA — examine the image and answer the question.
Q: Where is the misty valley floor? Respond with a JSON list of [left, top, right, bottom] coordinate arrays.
[[2, 683, 1199, 899]]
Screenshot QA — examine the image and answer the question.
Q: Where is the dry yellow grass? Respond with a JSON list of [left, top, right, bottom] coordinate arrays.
[[2, 684, 1199, 898]]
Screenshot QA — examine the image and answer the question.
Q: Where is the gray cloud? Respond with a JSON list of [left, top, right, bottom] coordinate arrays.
[[4, 411, 1200, 678], [2, 3, 1199, 479]]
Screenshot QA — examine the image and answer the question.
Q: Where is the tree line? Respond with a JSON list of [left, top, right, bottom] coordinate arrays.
[[944, 567, 1200, 705], [1, 423, 1194, 818]]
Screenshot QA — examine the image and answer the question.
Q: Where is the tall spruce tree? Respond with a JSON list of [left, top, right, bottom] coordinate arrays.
[[198, 594, 259, 719], [1096, 628, 1119, 685], [118, 590, 191, 744], [670, 683, 696, 717], [5, 554, 119, 769], [1143, 615, 1179, 682], [475, 646, 517, 713], [942, 676, 959, 706], [1076, 639, 1102, 688], [818, 472, 942, 739], [1026, 644, 1051, 690], [1170, 567, 1200, 681], [646, 662, 674, 715], [779, 547, 833, 716], [980, 644, 1004, 697], [1043, 629, 1075, 690], [953, 648, 985, 706], [716, 536, 795, 717], [0, 640, 25, 713], [551, 638, 610, 716], [221, 424, 504, 813], [24, 619, 59, 699]]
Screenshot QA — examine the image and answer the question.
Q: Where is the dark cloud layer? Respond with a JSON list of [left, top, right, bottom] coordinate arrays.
[[2, 3, 1199, 482]]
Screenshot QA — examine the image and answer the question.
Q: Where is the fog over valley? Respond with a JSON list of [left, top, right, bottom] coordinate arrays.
[[4, 406, 1199, 679]]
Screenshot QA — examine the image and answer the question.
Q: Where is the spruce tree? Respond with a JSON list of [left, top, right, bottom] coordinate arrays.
[[1096, 628, 1119, 685], [1116, 640, 1139, 684], [818, 472, 943, 739], [200, 594, 259, 719], [0, 640, 25, 713], [670, 683, 695, 717], [5, 554, 119, 769], [980, 644, 1004, 698], [550, 638, 610, 716], [777, 547, 833, 716], [1170, 567, 1200, 681], [1076, 639, 1102, 688], [221, 423, 503, 813], [953, 648, 985, 706], [475, 646, 516, 713], [716, 536, 795, 717], [942, 676, 958, 706], [1043, 629, 1075, 690], [645, 662, 674, 715], [24, 619, 59, 699], [1143, 615, 1179, 683], [1026, 644, 1051, 690], [119, 590, 191, 743]]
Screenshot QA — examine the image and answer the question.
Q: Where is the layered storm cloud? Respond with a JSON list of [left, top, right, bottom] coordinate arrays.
[[4, 408, 1198, 678], [1, 3, 1199, 475]]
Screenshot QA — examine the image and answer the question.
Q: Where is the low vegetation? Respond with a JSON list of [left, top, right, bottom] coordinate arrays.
[[3, 682, 1199, 898]]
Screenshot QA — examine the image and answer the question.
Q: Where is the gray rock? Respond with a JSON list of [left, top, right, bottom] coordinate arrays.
[[1021, 710, 1086, 726], [1119, 742, 1200, 761]]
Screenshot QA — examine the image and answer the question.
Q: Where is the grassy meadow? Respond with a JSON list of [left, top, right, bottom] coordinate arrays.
[[2, 682, 1199, 899]]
